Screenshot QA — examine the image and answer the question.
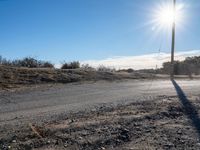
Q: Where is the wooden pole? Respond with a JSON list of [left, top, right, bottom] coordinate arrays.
[[171, 0, 176, 79]]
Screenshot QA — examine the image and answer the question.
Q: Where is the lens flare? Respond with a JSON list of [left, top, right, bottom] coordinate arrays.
[[158, 6, 175, 25], [153, 2, 184, 29]]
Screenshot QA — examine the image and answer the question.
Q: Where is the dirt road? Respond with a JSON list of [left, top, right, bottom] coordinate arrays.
[[0, 79, 200, 125], [1, 79, 200, 149]]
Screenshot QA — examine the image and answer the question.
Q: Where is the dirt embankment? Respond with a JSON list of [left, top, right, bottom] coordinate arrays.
[[0, 65, 152, 90], [1, 95, 200, 150]]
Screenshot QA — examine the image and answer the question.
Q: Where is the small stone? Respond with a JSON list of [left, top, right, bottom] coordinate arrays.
[[69, 119, 75, 123], [122, 128, 129, 132], [91, 108, 96, 112], [64, 143, 68, 147], [164, 144, 173, 148], [163, 137, 168, 141], [12, 140, 16, 143], [145, 129, 151, 133], [177, 130, 182, 134], [181, 140, 185, 143], [196, 143, 200, 146]]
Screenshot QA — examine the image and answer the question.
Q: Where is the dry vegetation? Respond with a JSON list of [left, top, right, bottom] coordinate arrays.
[[0, 55, 200, 90], [0, 65, 153, 90]]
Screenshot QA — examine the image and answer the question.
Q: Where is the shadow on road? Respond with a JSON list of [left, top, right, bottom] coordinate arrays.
[[172, 79, 200, 138]]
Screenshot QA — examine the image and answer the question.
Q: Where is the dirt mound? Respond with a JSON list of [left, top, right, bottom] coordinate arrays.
[[0, 65, 153, 90]]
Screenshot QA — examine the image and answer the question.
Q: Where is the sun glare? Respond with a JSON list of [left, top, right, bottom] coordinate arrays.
[[158, 6, 175, 25], [153, 2, 184, 29]]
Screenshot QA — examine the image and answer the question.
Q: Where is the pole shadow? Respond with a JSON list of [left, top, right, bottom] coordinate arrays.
[[171, 79, 200, 138]]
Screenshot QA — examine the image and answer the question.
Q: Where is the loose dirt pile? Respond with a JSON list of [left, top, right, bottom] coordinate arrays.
[[1, 95, 200, 150]]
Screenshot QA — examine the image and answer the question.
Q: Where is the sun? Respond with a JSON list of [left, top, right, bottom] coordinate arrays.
[[153, 2, 184, 29], [158, 6, 175, 26]]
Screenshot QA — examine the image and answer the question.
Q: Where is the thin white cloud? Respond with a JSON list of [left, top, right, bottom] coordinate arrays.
[[81, 50, 200, 70]]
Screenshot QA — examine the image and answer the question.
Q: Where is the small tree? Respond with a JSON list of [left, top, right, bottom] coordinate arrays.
[[61, 61, 80, 69]]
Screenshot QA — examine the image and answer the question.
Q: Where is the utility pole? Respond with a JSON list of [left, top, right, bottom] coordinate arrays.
[[171, 0, 176, 79]]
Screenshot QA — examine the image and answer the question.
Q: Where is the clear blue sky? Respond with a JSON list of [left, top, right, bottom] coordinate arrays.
[[0, 0, 200, 63]]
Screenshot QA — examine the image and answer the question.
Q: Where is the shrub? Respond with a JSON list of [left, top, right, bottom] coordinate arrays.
[[61, 61, 80, 69], [0, 56, 54, 68], [0, 56, 12, 66], [40, 61, 54, 68], [161, 56, 200, 75], [17, 57, 39, 68], [97, 65, 115, 72], [127, 68, 134, 73], [81, 64, 95, 71]]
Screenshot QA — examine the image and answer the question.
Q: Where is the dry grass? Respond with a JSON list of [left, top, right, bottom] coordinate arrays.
[[0, 65, 153, 90]]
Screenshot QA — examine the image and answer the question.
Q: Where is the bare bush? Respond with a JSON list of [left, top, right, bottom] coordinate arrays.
[[0, 56, 54, 68], [81, 64, 95, 71], [97, 65, 116, 72], [40, 62, 54, 68], [61, 61, 80, 69]]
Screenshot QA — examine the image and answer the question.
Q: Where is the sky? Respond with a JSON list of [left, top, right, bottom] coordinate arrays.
[[0, 0, 200, 69]]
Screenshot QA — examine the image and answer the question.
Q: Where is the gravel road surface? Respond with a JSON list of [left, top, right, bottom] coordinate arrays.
[[0, 79, 200, 125]]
